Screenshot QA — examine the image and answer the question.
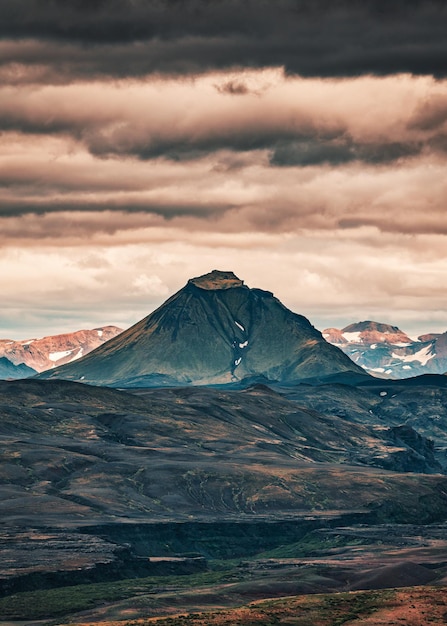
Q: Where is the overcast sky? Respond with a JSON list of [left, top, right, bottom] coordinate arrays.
[[2, 0, 447, 339]]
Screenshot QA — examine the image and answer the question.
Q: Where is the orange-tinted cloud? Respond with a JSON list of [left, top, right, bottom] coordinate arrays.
[[0, 71, 447, 238], [1, 2, 447, 338]]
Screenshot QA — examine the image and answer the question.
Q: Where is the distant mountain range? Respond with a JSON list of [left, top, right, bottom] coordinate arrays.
[[38, 270, 362, 387], [324, 321, 447, 378], [0, 326, 122, 378], [3, 280, 447, 384]]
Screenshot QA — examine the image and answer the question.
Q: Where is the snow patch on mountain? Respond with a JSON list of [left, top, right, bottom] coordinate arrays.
[[343, 331, 362, 343], [0, 326, 123, 373], [323, 320, 447, 379], [70, 348, 84, 362], [392, 345, 434, 366], [49, 350, 73, 362]]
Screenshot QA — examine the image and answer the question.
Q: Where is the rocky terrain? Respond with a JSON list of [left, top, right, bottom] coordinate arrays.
[[324, 320, 447, 378], [51, 584, 447, 625], [3, 378, 446, 531], [0, 325, 122, 376], [2, 375, 447, 623], [38, 270, 362, 386]]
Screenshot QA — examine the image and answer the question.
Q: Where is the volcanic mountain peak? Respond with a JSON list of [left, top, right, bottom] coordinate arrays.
[[39, 270, 363, 387], [188, 270, 245, 290]]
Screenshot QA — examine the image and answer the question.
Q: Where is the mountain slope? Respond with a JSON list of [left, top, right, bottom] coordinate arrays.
[[39, 270, 363, 386], [0, 357, 36, 380], [0, 326, 122, 373], [324, 321, 447, 378], [2, 378, 447, 620], [0, 379, 444, 530]]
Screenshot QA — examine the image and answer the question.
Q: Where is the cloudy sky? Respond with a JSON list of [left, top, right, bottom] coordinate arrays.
[[2, 0, 447, 339]]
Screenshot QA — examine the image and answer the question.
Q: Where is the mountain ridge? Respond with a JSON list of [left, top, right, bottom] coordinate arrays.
[[0, 326, 123, 375], [0, 356, 36, 380], [324, 320, 447, 378]]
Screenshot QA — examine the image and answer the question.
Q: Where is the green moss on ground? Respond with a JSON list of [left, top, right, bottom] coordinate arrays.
[[0, 568, 239, 620], [254, 531, 366, 559]]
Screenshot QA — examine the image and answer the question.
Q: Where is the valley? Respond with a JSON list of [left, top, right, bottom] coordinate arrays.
[[2, 272, 447, 624], [2, 375, 447, 624]]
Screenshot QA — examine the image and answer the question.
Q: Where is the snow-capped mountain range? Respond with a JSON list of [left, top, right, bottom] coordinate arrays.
[[323, 321, 447, 378], [1, 308, 446, 382], [0, 326, 122, 376]]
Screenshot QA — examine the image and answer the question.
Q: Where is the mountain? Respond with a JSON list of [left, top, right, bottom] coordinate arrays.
[[0, 326, 122, 374], [0, 356, 36, 380], [38, 270, 363, 387], [323, 320, 447, 378]]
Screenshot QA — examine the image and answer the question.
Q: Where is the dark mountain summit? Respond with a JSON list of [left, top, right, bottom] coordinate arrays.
[[189, 270, 244, 290], [39, 270, 363, 387]]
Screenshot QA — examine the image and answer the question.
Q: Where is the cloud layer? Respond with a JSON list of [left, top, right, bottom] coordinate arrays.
[[1, 2, 447, 338], [2, 1, 447, 79]]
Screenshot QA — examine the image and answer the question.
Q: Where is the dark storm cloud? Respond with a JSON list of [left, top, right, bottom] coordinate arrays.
[[85, 126, 294, 161], [1, 0, 447, 79], [2, 72, 447, 168], [93, 135, 427, 166], [270, 139, 424, 167], [0, 198, 231, 219], [0, 114, 425, 167]]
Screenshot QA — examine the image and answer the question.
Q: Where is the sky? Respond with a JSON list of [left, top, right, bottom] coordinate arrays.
[[1, 0, 447, 339]]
